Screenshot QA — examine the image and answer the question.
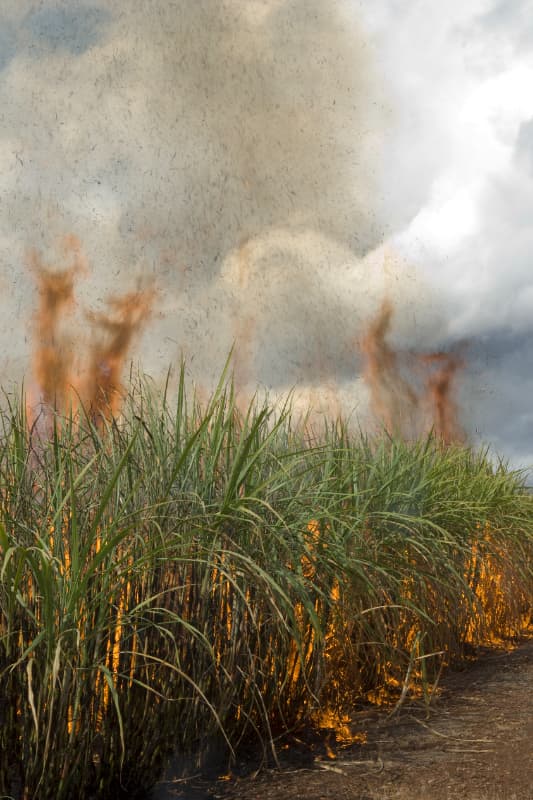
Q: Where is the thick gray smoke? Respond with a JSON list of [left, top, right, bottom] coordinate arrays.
[[0, 1, 434, 409], [114, 0, 385, 272]]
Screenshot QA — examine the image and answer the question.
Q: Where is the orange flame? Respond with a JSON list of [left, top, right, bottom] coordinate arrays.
[[360, 299, 418, 438], [28, 237, 155, 426], [27, 235, 87, 422], [361, 300, 464, 443], [420, 351, 465, 444], [84, 287, 155, 422]]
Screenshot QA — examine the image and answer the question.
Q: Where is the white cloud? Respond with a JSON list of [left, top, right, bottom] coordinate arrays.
[[356, 0, 533, 466], [358, 1, 533, 320]]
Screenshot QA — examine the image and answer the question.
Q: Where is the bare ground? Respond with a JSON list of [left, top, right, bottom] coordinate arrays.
[[155, 630, 533, 800]]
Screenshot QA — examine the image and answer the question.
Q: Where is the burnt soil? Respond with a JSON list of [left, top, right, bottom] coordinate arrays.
[[154, 630, 533, 800]]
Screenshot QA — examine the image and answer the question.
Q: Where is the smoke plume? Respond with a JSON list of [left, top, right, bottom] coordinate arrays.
[[0, 0, 393, 396]]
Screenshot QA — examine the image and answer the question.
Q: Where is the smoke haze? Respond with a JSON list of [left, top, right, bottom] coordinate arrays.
[[0, 0, 411, 401], [7, 1, 528, 457]]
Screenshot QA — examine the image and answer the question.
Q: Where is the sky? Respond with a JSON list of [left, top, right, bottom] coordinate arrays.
[[0, 0, 532, 468], [359, 0, 533, 467]]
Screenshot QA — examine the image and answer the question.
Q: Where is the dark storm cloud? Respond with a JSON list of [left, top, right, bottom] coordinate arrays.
[[467, 328, 533, 365], [461, 329, 533, 469]]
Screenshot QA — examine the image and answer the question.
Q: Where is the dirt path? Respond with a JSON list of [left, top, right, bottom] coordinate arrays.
[[157, 632, 533, 800]]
